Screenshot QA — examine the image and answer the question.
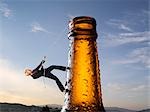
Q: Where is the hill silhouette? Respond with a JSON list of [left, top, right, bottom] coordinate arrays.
[[0, 102, 149, 112]]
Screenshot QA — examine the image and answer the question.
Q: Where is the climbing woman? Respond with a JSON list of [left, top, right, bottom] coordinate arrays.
[[25, 59, 69, 92]]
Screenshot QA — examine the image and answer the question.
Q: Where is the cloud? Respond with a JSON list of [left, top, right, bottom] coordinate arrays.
[[103, 31, 150, 47], [106, 9, 149, 32], [0, 58, 64, 105], [106, 19, 124, 25], [30, 22, 50, 33], [142, 9, 150, 16], [106, 83, 149, 93], [0, 1, 13, 18], [123, 9, 149, 25], [107, 83, 122, 91], [104, 83, 149, 110], [130, 85, 147, 92], [103, 31, 150, 69], [119, 24, 133, 32], [114, 47, 150, 68], [106, 19, 133, 32]]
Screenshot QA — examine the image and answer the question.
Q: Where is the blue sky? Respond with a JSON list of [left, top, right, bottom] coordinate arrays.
[[0, 0, 149, 110]]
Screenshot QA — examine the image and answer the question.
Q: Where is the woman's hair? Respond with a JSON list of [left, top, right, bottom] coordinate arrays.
[[25, 69, 32, 76]]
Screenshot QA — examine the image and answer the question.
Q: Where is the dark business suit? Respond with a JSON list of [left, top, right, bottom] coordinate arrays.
[[31, 61, 67, 92]]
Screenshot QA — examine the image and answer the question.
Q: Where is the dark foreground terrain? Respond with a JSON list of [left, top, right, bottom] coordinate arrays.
[[0, 103, 149, 112]]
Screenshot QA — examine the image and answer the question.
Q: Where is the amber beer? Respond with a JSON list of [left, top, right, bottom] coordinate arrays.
[[61, 16, 105, 112]]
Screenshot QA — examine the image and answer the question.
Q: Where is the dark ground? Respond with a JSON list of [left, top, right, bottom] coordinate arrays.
[[0, 103, 149, 112]]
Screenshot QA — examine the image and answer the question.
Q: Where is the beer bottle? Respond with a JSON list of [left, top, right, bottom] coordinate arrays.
[[61, 16, 105, 112]]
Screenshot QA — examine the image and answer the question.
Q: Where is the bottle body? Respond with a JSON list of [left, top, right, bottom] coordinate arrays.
[[61, 16, 105, 112]]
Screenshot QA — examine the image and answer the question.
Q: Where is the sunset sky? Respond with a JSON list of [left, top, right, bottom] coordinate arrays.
[[0, 0, 149, 110]]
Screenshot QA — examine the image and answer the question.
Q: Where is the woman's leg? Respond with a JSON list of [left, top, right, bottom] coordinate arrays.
[[45, 72, 65, 92], [46, 65, 67, 72]]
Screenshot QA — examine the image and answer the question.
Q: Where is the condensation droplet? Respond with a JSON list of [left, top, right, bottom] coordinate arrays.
[[83, 108, 87, 111], [82, 102, 86, 107], [92, 104, 95, 107], [87, 68, 90, 72], [75, 107, 78, 110], [83, 79, 88, 83], [82, 94, 87, 97], [92, 91, 95, 97]]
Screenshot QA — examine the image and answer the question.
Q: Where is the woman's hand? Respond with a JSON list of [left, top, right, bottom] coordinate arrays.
[[41, 60, 45, 64]]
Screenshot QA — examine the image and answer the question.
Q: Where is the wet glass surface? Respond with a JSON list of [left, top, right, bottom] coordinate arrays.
[[62, 16, 105, 112]]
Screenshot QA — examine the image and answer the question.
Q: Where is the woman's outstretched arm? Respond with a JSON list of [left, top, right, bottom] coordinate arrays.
[[32, 60, 45, 72]]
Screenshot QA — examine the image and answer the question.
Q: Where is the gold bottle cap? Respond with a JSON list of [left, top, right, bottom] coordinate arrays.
[[68, 16, 97, 38]]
